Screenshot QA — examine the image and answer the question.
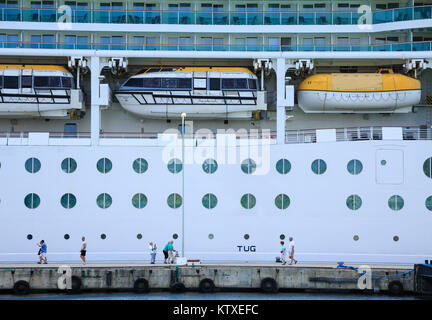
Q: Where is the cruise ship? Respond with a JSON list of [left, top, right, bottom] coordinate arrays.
[[0, 0, 431, 264]]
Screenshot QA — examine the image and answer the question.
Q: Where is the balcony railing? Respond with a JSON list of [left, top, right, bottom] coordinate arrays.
[[1, 40, 431, 52], [0, 5, 431, 26]]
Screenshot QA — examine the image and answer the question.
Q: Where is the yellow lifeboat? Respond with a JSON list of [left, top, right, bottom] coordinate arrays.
[[297, 69, 421, 113]]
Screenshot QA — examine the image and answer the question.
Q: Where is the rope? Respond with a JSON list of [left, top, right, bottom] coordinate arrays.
[[335, 263, 432, 277]]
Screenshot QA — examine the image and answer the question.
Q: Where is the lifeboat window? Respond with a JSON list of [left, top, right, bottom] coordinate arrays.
[[123, 78, 144, 88], [21, 76, 32, 89], [209, 78, 221, 90], [3, 76, 19, 89], [61, 77, 72, 88], [34, 76, 49, 87], [48, 76, 61, 87], [178, 78, 192, 89], [142, 78, 161, 88], [248, 79, 257, 90], [0, 75, 3, 88], [161, 78, 178, 88], [222, 78, 248, 90]]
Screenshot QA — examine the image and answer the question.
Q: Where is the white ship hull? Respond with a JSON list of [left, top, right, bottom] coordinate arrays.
[[0, 139, 431, 264]]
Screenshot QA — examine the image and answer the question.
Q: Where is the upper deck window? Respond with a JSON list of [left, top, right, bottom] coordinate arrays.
[[21, 76, 32, 88], [61, 77, 73, 88], [143, 77, 161, 88], [248, 79, 257, 90], [209, 78, 220, 90], [0, 75, 3, 88], [3, 76, 19, 89], [222, 78, 248, 90], [34, 76, 61, 88], [123, 78, 143, 88]]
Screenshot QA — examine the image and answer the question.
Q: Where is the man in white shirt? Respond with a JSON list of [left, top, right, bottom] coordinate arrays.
[[288, 237, 298, 265], [80, 236, 87, 265]]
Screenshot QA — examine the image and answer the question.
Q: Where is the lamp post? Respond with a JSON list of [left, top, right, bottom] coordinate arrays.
[[181, 112, 186, 258]]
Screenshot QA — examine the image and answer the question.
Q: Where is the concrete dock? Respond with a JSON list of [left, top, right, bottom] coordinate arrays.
[[0, 262, 425, 296]]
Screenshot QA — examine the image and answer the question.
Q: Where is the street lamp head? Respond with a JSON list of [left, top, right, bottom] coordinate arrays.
[[181, 112, 187, 118]]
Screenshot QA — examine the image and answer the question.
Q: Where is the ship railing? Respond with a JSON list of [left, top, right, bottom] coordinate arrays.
[[336, 127, 383, 141], [285, 129, 317, 144], [99, 132, 159, 139], [0, 5, 431, 26], [0, 132, 29, 138], [402, 126, 432, 140], [1, 40, 432, 53], [48, 132, 91, 138]]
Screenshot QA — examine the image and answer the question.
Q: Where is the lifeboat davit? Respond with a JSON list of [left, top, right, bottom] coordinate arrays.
[[297, 69, 421, 113]]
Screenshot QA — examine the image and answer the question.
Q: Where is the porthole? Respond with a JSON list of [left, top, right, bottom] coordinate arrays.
[[346, 195, 362, 210], [137, 234, 142, 240], [167, 158, 183, 174], [388, 195, 404, 211], [25, 157, 41, 173], [100, 233, 107, 240], [132, 193, 148, 209], [64, 234, 70, 240], [276, 159, 291, 175], [202, 193, 217, 209], [24, 193, 40, 209], [173, 233, 178, 239], [241, 193, 256, 209], [61, 193, 76, 209], [353, 235, 359, 241], [167, 193, 182, 209], [426, 196, 432, 211], [133, 158, 148, 174], [27, 234, 33, 240], [97, 158, 112, 173], [61, 158, 77, 173], [381, 160, 387, 166], [202, 158, 218, 174], [275, 194, 290, 210], [347, 159, 363, 175], [208, 233, 214, 240], [280, 234, 285, 240], [393, 236, 399, 242], [241, 159, 256, 174], [424, 157, 432, 178], [97, 193, 112, 209], [244, 234, 250, 240], [311, 159, 327, 175]]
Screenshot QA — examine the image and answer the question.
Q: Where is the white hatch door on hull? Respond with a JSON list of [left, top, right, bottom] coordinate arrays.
[[375, 149, 404, 184]]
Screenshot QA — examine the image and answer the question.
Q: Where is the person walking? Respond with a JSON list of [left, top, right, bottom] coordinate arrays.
[[288, 237, 298, 265], [37, 240, 47, 264], [80, 236, 87, 265], [163, 240, 173, 264], [149, 242, 157, 264], [280, 241, 288, 265]]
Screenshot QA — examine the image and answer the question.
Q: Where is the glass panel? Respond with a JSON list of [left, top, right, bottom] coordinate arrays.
[[241, 158, 256, 174], [61, 157, 77, 173], [275, 194, 290, 209], [97, 158, 112, 173], [241, 193, 256, 209], [276, 159, 291, 174], [132, 193, 148, 208], [346, 194, 362, 210], [61, 193, 76, 209], [97, 193, 112, 209], [311, 159, 327, 174], [202, 193, 217, 209], [133, 158, 148, 173], [388, 195, 404, 211], [167, 193, 182, 208], [347, 159, 363, 175], [202, 158, 218, 174], [167, 158, 183, 173], [25, 158, 41, 173]]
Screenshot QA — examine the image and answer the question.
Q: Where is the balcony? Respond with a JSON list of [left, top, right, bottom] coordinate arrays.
[[0, 5, 431, 26]]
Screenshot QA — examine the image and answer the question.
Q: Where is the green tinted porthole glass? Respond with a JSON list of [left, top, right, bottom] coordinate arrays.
[[424, 157, 432, 178], [275, 194, 290, 210], [381, 160, 387, 166], [167, 158, 183, 173], [202, 193, 218, 209], [241, 159, 256, 174], [64, 234, 70, 240], [202, 158, 218, 174], [132, 193, 148, 209], [27, 234, 33, 240], [61, 158, 77, 173], [133, 158, 148, 174], [276, 159, 291, 174], [24, 193, 40, 209], [353, 235, 359, 241], [346, 194, 362, 210], [388, 195, 404, 211], [425, 196, 432, 211], [208, 233, 214, 240], [97, 193, 112, 209], [244, 234, 250, 240], [173, 233, 178, 239], [167, 193, 182, 209], [311, 159, 327, 175], [100, 234, 106, 240], [280, 234, 285, 240], [61, 193, 76, 209], [137, 234, 142, 239], [241, 193, 256, 209], [97, 158, 112, 173], [25, 157, 41, 173], [347, 159, 363, 175]]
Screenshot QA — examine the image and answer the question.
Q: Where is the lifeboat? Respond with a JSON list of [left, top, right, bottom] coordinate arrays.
[[115, 67, 267, 119], [297, 69, 421, 113], [0, 65, 84, 118]]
